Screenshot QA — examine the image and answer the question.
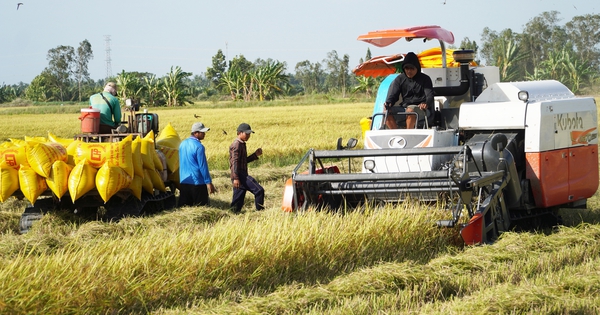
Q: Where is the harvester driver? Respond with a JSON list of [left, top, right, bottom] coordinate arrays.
[[89, 82, 123, 134], [383, 52, 434, 129]]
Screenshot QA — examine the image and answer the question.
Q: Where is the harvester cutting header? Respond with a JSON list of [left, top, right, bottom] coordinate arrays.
[[282, 25, 598, 244]]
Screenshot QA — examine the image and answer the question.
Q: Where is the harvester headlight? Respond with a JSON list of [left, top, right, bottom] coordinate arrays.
[[364, 159, 376, 172], [518, 90, 529, 102]]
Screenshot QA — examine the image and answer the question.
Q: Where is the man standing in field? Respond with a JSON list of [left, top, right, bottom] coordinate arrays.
[[229, 123, 264, 213], [89, 82, 122, 134], [179, 122, 216, 207]]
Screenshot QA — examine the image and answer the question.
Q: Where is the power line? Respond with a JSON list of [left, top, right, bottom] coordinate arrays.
[[104, 35, 112, 79]]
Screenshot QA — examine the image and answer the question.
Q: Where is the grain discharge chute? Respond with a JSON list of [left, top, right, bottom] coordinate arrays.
[[282, 26, 599, 244]]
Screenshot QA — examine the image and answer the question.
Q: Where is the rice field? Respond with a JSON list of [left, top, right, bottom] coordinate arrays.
[[0, 100, 599, 314]]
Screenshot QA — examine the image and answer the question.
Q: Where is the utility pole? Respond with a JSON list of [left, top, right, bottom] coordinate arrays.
[[104, 35, 112, 80]]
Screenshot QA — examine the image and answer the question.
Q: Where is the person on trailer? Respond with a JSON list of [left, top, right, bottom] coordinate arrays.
[[89, 82, 122, 134], [179, 122, 217, 207], [383, 52, 434, 129]]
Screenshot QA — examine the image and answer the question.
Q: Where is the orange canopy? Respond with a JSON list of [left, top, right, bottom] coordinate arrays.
[[357, 25, 455, 47], [352, 54, 405, 78]]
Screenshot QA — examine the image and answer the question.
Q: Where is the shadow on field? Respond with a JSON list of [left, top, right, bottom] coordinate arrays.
[[509, 207, 600, 237], [558, 207, 600, 226]]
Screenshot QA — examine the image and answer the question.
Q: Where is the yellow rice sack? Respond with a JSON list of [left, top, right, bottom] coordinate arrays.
[[152, 148, 163, 171], [0, 145, 29, 169], [131, 136, 144, 178], [157, 145, 179, 173], [46, 160, 73, 200], [140, 131, 157, 170], [9, 138, 27, 147], [26, 141, 68, 178], [18, 164, 48, 204], [68, 160, 98, 202], [156, 122, 181, 149], [142, 169, 154, 194], [128, 175, 143, 200], [65, 140, 82, 166], [0, 161, 19, 202], [73, 135, 134, 178], [147, 168, 166, 192], [47, 132, 75, 147], [417, 47, 478, 68], [25, 136, 48, 143], [96, 162, 132, 203]]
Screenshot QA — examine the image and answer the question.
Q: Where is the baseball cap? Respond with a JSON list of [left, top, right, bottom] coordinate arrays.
[[237, 123, 255, 134], [191, 122, 210, 133]]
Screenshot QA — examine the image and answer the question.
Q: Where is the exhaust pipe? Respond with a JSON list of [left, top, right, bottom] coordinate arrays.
[[433, 49, 474, 97]]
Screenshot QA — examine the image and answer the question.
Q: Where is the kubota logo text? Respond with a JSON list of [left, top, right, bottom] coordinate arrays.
[[557, 113, 584, 130]]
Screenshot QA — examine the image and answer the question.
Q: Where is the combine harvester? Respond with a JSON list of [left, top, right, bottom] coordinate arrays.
[[282, 26, 598, 244], [0, 101, 182, 233]]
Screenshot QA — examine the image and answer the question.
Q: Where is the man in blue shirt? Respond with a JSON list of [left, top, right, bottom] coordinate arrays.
[[178, 122, 216, 207], [89, 82, 122, 134]]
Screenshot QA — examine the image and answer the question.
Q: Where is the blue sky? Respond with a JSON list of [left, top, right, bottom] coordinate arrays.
[[1, 0, 597, 85]]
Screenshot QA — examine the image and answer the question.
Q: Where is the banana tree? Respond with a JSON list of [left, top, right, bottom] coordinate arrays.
[[219, 67, 246, 101], [143, 75, 162, 107], [251, 61, 288, 101], [162, 66, 192, 107]]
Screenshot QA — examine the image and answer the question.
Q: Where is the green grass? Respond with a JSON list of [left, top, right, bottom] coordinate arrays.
[[0, 99, 599, 314]]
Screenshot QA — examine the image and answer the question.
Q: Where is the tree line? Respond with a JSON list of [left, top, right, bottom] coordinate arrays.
[[1, 11, 598, 106], [466, 11, 600, 94]]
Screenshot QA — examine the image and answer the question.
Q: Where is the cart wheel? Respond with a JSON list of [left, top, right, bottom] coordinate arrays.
[[20, 206, 44, 234], [104, 194, 142, 222]]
